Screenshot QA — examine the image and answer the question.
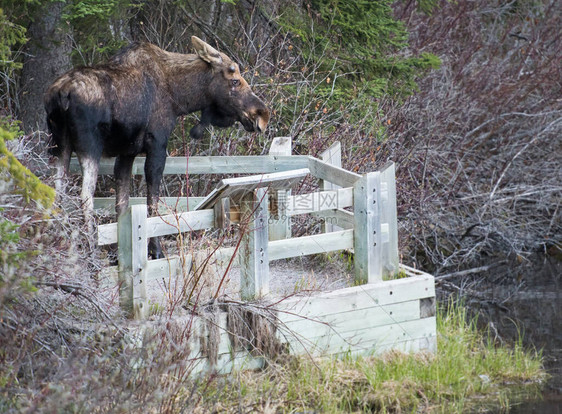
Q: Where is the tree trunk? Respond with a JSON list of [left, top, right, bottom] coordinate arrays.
[[19, 1, 71, 133]]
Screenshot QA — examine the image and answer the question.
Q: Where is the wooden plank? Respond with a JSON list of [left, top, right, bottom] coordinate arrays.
[[379, 162, 399, 279], [268, 136, 292, 155], [284, 316, 436, 355], [214, 198, 230, 228], [194, 168, 309, 210], [333, 335, 437, 357], [117, 205, 148, 319], [399, 264, 430, 277], [320, 141, 343, 233], [146, 209, 215, 238], [353, 172, 382, 284], [275, 274, 435, 323], [277, 300, 421, 339], [98, 222, 118, 246], [239, 188, 270, 300], [70, 155, 310, 175], [310, 209, 354, 230], [194, 230, 354, 267], [162, 229, 354, 272], [189, 351, 265, 376], [145, 255, 186, 282], [307, 157, 361, 188], [286, 187, 353, 216], [268, 229, 354, 261], [98, 208, 215, 245], [171, 155, 309, 174], [320, 142, 342, 174], [283, 317, 436, 356], [268, 137, 292, 241], [94, 197, 203, 214]]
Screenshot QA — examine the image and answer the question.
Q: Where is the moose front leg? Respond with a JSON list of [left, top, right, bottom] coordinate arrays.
[[144, 143, 167, 259], [114, 155, 135, 217], [55, 145, 72, 195]]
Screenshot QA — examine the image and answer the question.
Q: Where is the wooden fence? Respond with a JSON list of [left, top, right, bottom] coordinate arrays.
[[88, 138, 436, 367], [93, 138, 399, 317]]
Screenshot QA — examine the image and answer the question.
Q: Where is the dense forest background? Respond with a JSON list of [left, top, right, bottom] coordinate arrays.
[[0, 0, 560, 411]]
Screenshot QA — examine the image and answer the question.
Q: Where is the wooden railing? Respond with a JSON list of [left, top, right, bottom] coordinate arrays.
[[94, 138, 399, 319]]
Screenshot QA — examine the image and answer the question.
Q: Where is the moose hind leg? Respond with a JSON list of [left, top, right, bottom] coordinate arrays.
[[55, 145, 72, 195], [78, 154, 100, 241]]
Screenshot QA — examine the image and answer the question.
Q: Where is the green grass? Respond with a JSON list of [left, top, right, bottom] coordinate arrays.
[[194, 302, 546, 413]]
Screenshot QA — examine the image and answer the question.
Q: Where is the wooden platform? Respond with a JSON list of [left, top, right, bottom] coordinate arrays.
[[89, 138, 436, 370]]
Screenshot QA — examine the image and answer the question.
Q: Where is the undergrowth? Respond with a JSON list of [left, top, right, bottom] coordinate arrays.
[[195, 302, 545, 413]]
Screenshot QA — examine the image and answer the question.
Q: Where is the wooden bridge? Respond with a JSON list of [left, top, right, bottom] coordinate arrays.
[[86, 138, 436, 374]]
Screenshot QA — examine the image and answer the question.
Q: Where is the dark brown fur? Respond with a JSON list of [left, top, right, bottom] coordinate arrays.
[[45, 37, 269, 258]]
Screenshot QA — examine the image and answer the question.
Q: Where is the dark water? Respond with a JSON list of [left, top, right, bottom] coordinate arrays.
[[445, 255, 562, 412], [509, 398, 562, 414]]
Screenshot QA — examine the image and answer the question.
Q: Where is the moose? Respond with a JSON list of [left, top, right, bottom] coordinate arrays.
[[45, 36, 270, 258]]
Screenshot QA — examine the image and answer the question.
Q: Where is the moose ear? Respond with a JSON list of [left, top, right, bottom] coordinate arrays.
[[191, 36, 223, 66]]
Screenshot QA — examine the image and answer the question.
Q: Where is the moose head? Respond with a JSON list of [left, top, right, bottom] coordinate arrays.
[[189, 36, 269, 139]]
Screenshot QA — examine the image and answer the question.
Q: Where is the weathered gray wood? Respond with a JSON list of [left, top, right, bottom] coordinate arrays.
[[286, 187, 353, 215], [145, 255, 186, 282], [277, 273, 435, 321], [98, 209, 215, 245], [332, 335, 437, 357], [118, 204, 148, 319], [98, 222, 118, 246], [99, 255, 186, 285], [145, 209, 215, 238], [311, 209, 354, 230], [239, 187, 269, 300], [268, 229, 354, 261], [379, 162, 399, 279], [320, 141, 343, 232], [268, 137, 292, 241], [353, 172, 382, 284], [195, 168, 309, 210], [399, 264, 429, 277], [94, 196, 203, 213], [278, 300, 421, 338], [70, 155, 310, 175], [189, 351, 266, 376], [268, 136, 292, 155], [283, 317, 436, 356], [307, 157, 361, 188], [214, 198, 230, 228], [170, 228, 354, 271]]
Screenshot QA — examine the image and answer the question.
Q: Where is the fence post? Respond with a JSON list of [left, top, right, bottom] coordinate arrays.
[[118, 204, 148, 319], [268, 136, 291, 240], [353, 171, 382, 284], [379, 162, 399, 278], [320, 141, 342, 233], [240, 187, 269, 300]]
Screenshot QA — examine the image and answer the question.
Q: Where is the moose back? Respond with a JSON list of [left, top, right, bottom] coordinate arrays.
[[45, 36, 270, 258]]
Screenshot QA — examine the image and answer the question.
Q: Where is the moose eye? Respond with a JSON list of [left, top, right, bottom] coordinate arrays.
[[231, 79, 240, 87]]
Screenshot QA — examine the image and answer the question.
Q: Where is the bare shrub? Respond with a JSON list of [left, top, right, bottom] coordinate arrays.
[[0, 136, 209, 412], [373, 0, 562, 275]]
